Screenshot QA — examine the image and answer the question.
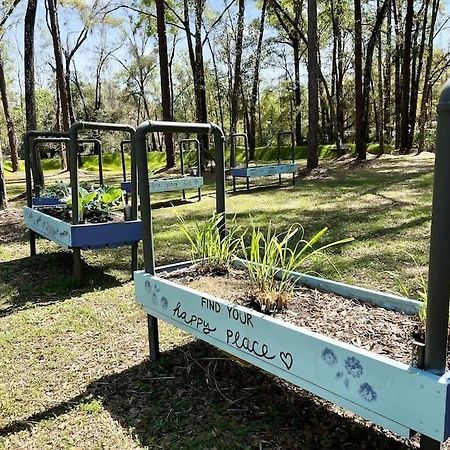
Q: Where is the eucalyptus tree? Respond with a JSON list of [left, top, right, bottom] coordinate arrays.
[[25, 0, 44, 188], [156, 0, 175, 167]]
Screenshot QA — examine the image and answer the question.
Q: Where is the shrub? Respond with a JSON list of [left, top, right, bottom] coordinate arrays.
[[242, 223, 353, 312], [177, 213, 243, 273]]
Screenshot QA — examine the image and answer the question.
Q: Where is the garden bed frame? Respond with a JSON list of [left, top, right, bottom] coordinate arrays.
[[229, 131, 297, 192], [134, 81, 450, 450], [23, 122, 141, 283], [120, 138, 203, 203]]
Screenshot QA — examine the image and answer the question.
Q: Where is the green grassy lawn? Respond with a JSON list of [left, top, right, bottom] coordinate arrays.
[[0, 154, 435, 449]]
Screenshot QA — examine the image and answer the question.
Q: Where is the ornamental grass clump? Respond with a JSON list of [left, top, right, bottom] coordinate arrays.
[[177, 213, 243, 273], [242, 223, 353, 312]]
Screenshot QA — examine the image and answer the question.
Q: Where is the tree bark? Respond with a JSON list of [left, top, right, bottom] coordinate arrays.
[[307, 0, 318, 169], [0, 144, 7, 209], [47, 0, 69, 168], [418, 0, 440, 153], [0, 54, 19, 172], [361, 1, 390, 156], [248, 0, 267, 160], [399, 0, 413, 153], [156, 0, 175, 168], [230, 0, 245, 135], [354, 0, 365, 159], [25, 0, 44, 189]]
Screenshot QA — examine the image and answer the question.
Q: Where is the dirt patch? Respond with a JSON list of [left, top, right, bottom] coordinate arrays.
[[0, 208, 25, 244], [164, 266, 427, 367]]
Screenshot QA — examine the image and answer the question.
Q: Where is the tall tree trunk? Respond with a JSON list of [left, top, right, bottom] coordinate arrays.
[[399, 0, 413, 153], [377, 1, 384, 155], [47, 0, 69, 168], [361, 1, 390, 156], [0, 54, 19, 172], [293, 38, 302, 145], [354, 0, 365, 159], [0, 145, 7, 210], [307, 0, 318, 169], [248, 0, 267, 160], [155, 0, 175, 168], [384, 1, 392, 143], [393, 0, 402, 149], [418, 0, 440, 153], [25, 0, 44, 189], [230, 0, 245, 135]]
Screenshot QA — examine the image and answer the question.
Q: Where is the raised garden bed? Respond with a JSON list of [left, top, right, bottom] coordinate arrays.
[[134, 260, 450, 443], [121, 176, 203, 194], [23, 206, 141, 249]]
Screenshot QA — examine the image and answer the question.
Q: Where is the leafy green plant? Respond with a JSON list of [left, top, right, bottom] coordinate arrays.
[[66, 184, 123, 221], [177, 213, 243, 273], [41, 181, 71, 200], [242, 222, 354, 312]]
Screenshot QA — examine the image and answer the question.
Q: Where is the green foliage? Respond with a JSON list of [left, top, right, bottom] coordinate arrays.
[[41, 181, 71, 200], [242, 223, 354, 312], [43, 182, 123, 220], [73, 183, 123, 219], [177, 213, 243, 272]]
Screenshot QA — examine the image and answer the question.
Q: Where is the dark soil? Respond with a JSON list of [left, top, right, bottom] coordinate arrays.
[[38, 206, 123, 224], [163, 266, 428, 367]]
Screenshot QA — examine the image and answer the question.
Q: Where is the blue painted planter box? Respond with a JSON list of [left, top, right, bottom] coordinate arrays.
[[23, 206, 141, 249], [32, 196, 64, 206], [231, 163, 298, 178], [134, 265, 450, 443], [121, 176, 203, 194]]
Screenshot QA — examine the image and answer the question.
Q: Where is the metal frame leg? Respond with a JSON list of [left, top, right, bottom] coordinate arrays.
[[279, 173, 282, 185], [73, 248, 82, 284], [292, 172, 296, 186], [131, 242, 138, 279], [246, 176, 249, 191], [233, 176, 236, 192], [198, 187, 201, 201], [29, 230, 36, 256], [420, 435, 441, 450], [147, 314, 160, 361], [182, 189, 186, 201]]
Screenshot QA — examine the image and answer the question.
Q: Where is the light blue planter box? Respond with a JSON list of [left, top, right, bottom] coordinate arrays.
[[23, 206, 141, 249], [231, 163, 297, 178], [121, 176, 203, 194], [134, 266, 450, 442]]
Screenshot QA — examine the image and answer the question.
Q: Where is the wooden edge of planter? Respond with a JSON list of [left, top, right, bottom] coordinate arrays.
[[231, 258, 422, 316], [121, 177, 204, 194], [23, 206, 71, 248], [231, 163, 298, 178], [71, 220, 141, 248], [134, 270, 450, 442], [23, 206, 141, 250]]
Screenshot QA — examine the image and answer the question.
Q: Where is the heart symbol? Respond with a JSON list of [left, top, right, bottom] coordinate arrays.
[[280, 351, 293, 371]]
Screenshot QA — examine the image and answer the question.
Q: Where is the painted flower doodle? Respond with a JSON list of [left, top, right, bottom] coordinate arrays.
[[322, 348, 337, 366], [345, 356, 363, 378], [359, 383, 377, 403], [160, 296, 168, 310], [144, 279, 152, 293]]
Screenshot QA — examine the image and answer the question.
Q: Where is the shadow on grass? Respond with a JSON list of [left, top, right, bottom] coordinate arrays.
[[0, 339, 414, 449], [0, 251, 123, 318]]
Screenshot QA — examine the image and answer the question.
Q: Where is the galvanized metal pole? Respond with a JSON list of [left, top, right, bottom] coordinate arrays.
[[23, 134, 35, 256], [179, 138, 202, 201], [420, 80, 450, 450], [135, 121, 226, 361], [23, 131, 70, 256], [68, 122, 136, 283]]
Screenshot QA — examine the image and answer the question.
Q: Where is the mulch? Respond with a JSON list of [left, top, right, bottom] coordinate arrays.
[[164, 266, 436, 368]]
